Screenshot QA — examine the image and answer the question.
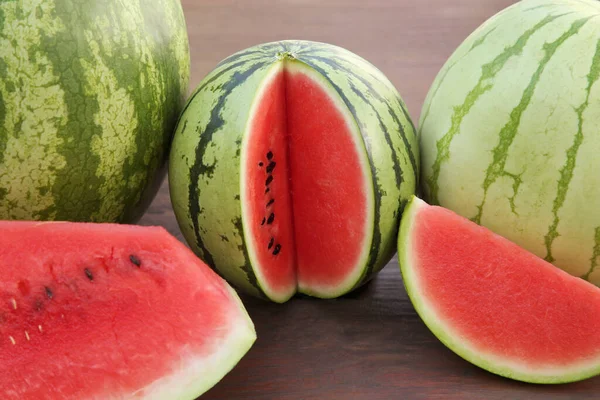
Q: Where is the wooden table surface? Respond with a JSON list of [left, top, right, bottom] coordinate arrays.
[[140, 1, 600, 398]]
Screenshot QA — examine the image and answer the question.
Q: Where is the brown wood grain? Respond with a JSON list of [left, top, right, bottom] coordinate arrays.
[[138, 1, 600, 398]]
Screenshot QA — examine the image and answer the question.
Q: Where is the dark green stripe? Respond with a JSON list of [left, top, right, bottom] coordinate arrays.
[[328, 54, 418, 176], [0, 5, 5, 177], [123, 0, 187, 222], [393, 102, 419, 177], [277, 41, 289, 53], [348, 83, 404, 193], [472, 17, 590, 224], [233, 216, 267, 299], [544, 37, 600, 263], [34, 0, 187, 223], [301, 54, 417, 185], [41, 1, 103, 221], [298, 59, 383, 285], [216, 42, 285, 68], [582, 227, 600, 280], [470, 26, 498, 51], [426, 14, 562, 205], [216, 50, 264, 68], [180, 57, 264, 119], [187, 61, 267, 293], [421, 26, 498, 132]]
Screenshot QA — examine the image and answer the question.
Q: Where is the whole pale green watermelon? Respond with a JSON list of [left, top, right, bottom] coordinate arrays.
[[420, 0, 600, 283], [0, 0, 190, 222]]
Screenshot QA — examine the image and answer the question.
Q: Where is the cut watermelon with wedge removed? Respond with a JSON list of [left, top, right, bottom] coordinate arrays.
[[0, 221, 255, 399], [398, 197, 600, 384], [169, 40, 418, 302]]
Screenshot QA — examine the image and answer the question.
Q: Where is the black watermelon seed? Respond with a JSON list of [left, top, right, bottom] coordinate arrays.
[[268, 238, 274, 249], [266, 161, 276, 173], [265, 188, 270, 194], [265, 175, 273, 186], [129, 255, 141, 267], [258, 162, 264, 167], [266, 198, 274, 207], [267, 151, 273, 160], [261, 217, 266, 226], [267, 213, 275, 224], [273, 244, 281, 255], [44, 287, 53, 300], [84, 268, 94, 281]]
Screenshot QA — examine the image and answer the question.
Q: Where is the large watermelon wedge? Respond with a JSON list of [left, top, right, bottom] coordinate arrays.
[[169, 40, 419, 302], [0, 222, 255, 399], [0, 0, 190, 223], [419, 0, 600, 285], [399, 197, 600, 384]]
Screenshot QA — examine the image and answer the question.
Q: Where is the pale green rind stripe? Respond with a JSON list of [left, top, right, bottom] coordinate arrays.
[[582, 227, 600, 280], [0, 0, 189, 222], [0, 0, 68, 220], [419, 0, 600, 285], [472, 17, 592, 224], [424, 13, 562, 205], [544, 36, 600, 263]]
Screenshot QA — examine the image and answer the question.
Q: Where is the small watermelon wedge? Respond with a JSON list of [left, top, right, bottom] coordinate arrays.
[[398, 197, 600, 384], [0, 221, 255, 399]]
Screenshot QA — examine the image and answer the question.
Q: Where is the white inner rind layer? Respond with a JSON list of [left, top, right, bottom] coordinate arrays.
[[240, 59, 375, 302], [116, 286, 255, 400], [399, 196, 600, 384]]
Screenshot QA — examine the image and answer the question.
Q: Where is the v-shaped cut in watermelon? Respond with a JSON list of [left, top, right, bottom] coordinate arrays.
[[241, 60, 374, 301]]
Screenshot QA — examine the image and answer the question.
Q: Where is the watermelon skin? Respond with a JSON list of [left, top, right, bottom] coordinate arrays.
[[399, 197, 600, 384], [0, 0, 190, 223], [169, 40, 418, 302], [419, 0, 600, 284], [0, 221, 255, 399]]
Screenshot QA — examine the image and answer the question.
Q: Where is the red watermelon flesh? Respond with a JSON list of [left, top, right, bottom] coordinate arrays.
[[0, 221, 255, 399], [243, 61, 372, 300], [399, 197, 600, 384]]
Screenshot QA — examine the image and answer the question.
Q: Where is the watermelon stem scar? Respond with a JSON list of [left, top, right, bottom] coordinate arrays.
[[169, 40, 419, 302]]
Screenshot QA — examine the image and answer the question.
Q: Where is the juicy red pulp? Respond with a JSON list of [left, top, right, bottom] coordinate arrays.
[[246, 64, 368, 295], [413, 203, 600, 366], [0, 222, 247, 399]]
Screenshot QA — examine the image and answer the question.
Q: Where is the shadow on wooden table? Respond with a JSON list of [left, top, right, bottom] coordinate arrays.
[[200, 260, 600, 400]]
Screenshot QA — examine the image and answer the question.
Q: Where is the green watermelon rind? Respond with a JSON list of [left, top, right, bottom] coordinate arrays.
[[144, 284, 256, 399], [398, 196, 600, 384], [169, 40, 418, 302], [0, 222, 256, 399], [418, 0, 600, 284], [0, 0, 190, 223]]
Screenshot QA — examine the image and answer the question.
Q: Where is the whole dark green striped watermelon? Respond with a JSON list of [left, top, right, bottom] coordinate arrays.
[[169, 40, 418, 302], [0, 0, 190, 223], [420, 0, 600, 284]]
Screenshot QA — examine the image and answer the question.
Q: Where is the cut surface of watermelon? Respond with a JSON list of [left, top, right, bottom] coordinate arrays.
[[398, 197, 600, 384], [170, 40, 418, 303], [242, 60, 373, 301], [0, 221, 255, 399]]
